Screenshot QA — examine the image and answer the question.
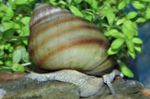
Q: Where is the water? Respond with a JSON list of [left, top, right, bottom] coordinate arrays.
[[134, 23, 150, 88]]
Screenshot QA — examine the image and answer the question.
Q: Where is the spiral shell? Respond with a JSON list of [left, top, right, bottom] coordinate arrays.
[[28, 4, 113, 76]]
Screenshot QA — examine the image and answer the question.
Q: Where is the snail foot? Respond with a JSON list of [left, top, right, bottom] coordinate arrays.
[[26, 70, 104, 97]]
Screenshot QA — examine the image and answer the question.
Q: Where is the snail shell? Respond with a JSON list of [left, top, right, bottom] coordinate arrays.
[[28, 4, 113, 76]]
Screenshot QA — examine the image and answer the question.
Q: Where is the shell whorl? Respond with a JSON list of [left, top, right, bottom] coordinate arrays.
[[28, 4, 113, 76]]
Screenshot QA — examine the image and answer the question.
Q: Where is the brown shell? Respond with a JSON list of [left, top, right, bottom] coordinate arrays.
[[28, 4, 113, 76]]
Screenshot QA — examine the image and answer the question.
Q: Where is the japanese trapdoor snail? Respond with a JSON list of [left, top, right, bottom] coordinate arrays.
[[27, 3, 123, 97]]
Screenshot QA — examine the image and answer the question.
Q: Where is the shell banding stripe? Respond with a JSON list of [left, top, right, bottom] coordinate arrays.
[[30, 4, 68, 27], [34, 3, 50, 11], [30, 11, 70, 29], [30, 35, 108, 64], [86, 57, 113, 75], [35, 37, 108, 66], [29, 14, 106, 55], [29, 15, 79, 42], [29, 22, 105, 57]]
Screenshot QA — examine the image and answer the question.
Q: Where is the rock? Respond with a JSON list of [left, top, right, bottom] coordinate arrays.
[[0, 72, 25, 83], [0, 73, 150, 99], [141, 89, 150, 97], [81, 78, 150, 99], [0, 78, 79, 99]]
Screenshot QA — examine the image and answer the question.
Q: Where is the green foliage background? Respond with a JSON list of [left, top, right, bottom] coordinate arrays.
[[0, 0, 150, 77]]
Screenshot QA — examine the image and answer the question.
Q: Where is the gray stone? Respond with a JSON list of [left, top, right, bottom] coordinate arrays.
[[0, 73, 150, 99], [0, 78, 79, 99]]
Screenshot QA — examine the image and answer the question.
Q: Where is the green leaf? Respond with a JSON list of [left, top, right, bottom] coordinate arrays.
[[21, 46, 29, 62], [132, 1, 145, 9], [126, 39, 136, 59], [2, 21, 14, 31], [4, 44, 11, 50], [107, 11, 115, 25], [116, 18, 125, 25], [12, 63, 25, 72], [13, 46, 29, 63], [7, 45, 13, 52], [83, 10, 95, 21], [134, 46, 142, 53], [28, 0, 35, 3], [118, 1, 126, 10], [126, 39, 136, 58], [21, 17, 30, 25], [0, 24, 4, 32], [5, 7, 14, 19], [5, 60, 12, 66], [122, 20, 138, 38], [0, 12, 4, 18], [128, 50, 136, 59], [127, 11, 137, 19], [145, 8, 150, 19], [69, 5, 83, 17], [74, 0, 82, 4], [0, 3, 7, 11], [84, 14, 93, 21], [21, 25, 29, 36], [111, 38, 124, 51], [22, 40, 28, 46], [105, 29, 124, 38], [0, 60, 3, 65], [119, 62, 134, 78], [15, 0, 28, 5], [14, 23, 20, 29], [48, 0, 57, 5], [141, 0, 150, 2], [132, 37, 143, 44], [136, 17, 146, 23], [8, 0, 16, 9], [58, 1, 67, 5], [126, 40, 134, 53], [0, 50, 4, 58], [100, 5, 115, 25], [13, 46, 22, 63], [85, 0, 98, 10], [107, 48, 118, 55]]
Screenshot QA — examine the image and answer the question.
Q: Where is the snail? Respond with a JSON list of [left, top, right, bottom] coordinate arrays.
[[27, 3, 123, 97], [28, 3, 113, 76]]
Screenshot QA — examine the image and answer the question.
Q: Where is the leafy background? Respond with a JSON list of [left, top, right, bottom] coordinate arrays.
[[0, 0, 150, 77]]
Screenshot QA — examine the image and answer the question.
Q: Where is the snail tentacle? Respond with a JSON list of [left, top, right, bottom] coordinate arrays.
[[103, 69, 124, 95]]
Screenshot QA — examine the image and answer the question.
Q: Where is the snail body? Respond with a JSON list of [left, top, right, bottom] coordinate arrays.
[[28, 4, 113, 76]]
